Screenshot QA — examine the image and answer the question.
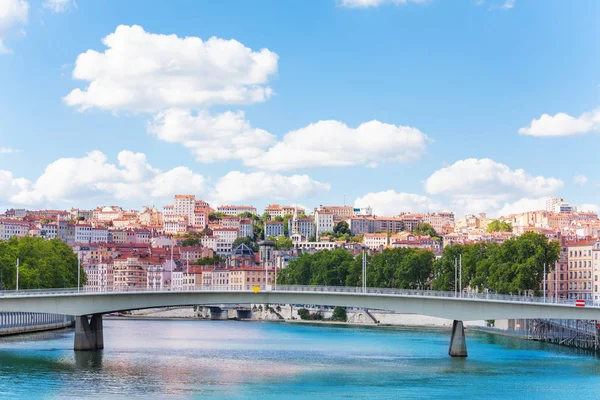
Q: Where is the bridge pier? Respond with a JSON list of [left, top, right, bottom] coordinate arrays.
[[74, 314, 104, 351], [236, 309, 252, 319], [448, 320, 467, 357], [208, 307, 227, 320]]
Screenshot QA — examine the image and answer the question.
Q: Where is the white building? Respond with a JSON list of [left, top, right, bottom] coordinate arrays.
[[363, 233, 388, 249], [314, 210, 334, 239], [40, 223, 57, 239], [217, 205, 257, 216], [546, 197, 564, 212], [214, 227, 239, 254], [75, 224, 93, 243], [174, 195, 196, 222], [201, 236, 217, 251], [240, 219, 253, 238]]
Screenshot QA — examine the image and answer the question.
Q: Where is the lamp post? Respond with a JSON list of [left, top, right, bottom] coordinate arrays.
[[543, 263, 546, 303], [459, 253, 462, 298], [16, 258, 19, 291], [77, 251, 81, 293], [362, 246, 367, 293]]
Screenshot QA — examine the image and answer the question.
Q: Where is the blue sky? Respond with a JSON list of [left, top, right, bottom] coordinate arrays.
[[0, 0, 599, 216]]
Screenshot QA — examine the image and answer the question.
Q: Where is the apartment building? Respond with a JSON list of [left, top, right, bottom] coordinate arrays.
[[217, 205, 257, 216], [314, 210, 334, 238], [363, 233, 388, 249], [567, 240, 594, 300], [265, 221, 284, 237]]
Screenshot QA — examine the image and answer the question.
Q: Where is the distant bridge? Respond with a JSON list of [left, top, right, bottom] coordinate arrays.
[[1, 286, 599, 357]]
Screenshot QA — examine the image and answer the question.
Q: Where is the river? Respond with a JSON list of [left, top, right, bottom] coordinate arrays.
[[0, 319, 599, 399]]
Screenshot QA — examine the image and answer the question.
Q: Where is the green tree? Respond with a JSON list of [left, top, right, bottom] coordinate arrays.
[[194, 255, 225, 265], [268, 235, 293, 250], [412, 223, 439, 238], [331, 306, 347, 322], [0, 237, 84, 290], [486, 220, 513, 233], [208, 212, 226, 222], [282, 214, 294, 236], [333, 221, 350, 236]]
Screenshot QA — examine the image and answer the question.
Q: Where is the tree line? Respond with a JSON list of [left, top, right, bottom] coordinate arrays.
[[0, 236, 85, 290], [277, 232, 559, 295]]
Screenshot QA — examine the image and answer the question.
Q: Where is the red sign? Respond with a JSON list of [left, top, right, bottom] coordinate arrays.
[[575, 299, 586, 307]]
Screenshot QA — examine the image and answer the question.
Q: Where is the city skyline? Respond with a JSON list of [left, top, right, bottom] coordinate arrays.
[[1, 0, 599, 217]]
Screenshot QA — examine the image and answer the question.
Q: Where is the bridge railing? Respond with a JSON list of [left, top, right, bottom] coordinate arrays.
[[276, 285, 587, 306], [0, 284, 593, 307]]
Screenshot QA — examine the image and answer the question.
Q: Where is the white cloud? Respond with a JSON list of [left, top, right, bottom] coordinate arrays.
[[519, 108, 600, 137], [0, 146, 19, 153], [1, 150, 206, 207], [211, 171, 330, 205], [573, 174, 588, 186], [579, 203, 599, 213], [245, 120, 431, 171], [424, 158, 563, 213], [0, 0, 29, 54], [495, 197, 547, 217], [64, 25, 279, 113], [147, 108, 276, 163], [42, 0, 75, 13], [339, 0, 426, 8], [501, 0, 515, 9], [354, 190, 444, 216]]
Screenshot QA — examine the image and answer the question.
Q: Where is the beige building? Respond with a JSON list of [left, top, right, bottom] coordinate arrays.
[[567, 240, 594, 300], [229, 268, 276, 291], [217, 205, 257, 216], [363, 233, 388, 249]]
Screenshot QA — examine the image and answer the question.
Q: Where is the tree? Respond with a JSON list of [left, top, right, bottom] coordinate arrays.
[[486, 220, 513, 233], [412, 223, 438, 238], [433, 232, 559, 295], [282, 214, 294, 236], [194, 255, 225, 265], [333, 221, 350, 236], [208, 212, 226, 222], [260, 212, 271, 222], [268, 235, 293, 250], [0, 237, 84, 290], [231, 236, 258, 252], [331, 306, 347, 322]]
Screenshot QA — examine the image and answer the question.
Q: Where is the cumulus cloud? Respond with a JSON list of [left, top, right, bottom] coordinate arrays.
[[0, 0, 29, 54], [211, 171, 330, 205], [245, 120, 431, 171], [42, 0, 75, 13], [1, 150, 206, 207], [519, 108, 600, 137], [573, 174, 588, 186], [339, 0, 426, 8], [64, 25, 279, 112], [494, 197, 547, 217], [424, 158, 563, 213], [579, 203, 599, 213], [354, 190, 444, 216], [147, 108, 276, 163], [501, 0, 515, 9]]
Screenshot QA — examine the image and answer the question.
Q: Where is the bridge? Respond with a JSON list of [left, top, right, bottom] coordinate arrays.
[[1, 285, 600, 358]]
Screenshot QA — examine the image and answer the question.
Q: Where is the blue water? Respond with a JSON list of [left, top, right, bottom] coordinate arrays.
[[0, 319, 599, 399]]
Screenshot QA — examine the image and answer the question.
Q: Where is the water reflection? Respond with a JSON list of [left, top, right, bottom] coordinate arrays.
[[1, 320, 600, 399], [74, 350, 103, 369]]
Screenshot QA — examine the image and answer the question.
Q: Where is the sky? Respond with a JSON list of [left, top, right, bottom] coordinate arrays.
[[0, 0, 599, 217]]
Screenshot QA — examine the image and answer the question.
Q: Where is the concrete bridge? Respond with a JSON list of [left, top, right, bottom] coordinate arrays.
[[1, 285, 599, 357]]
